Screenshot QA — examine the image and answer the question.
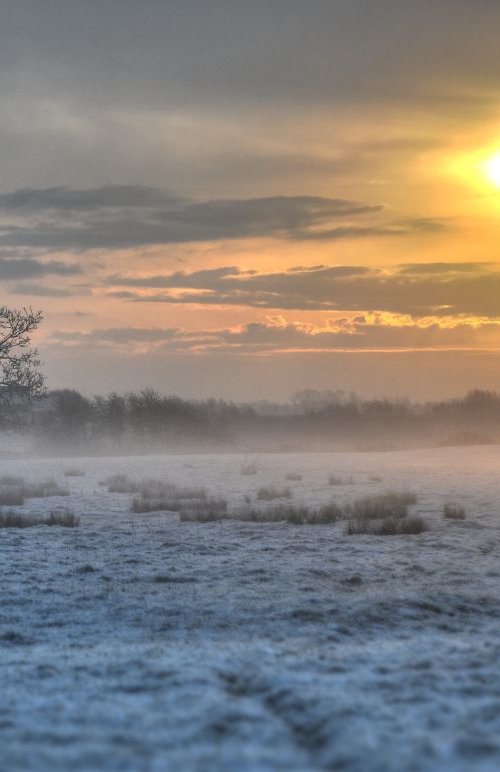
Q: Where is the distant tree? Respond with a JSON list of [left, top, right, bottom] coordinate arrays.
[[0, 306, 45, 414]]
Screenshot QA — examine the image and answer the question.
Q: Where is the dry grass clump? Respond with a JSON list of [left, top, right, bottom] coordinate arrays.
[[285, 472, 303, 481], [344, 490, 425, 536], [443, 502, 466, 520], [0, 478, 69, 506], [346, 516, 427, 536], [64, 468, 86, 477], [132, 483, 208, 513], [181, 501, 341, 525], [26, 480, 70, 498], [285, 502, 342, 525], [0, 488, 25, 506], [101, 473, 136, 492], [179, 498, 229, 522], [256, 486, 292, 501], [328, 474, 354, 486], [0, 506, 79, 528], [240, 461, 258, 475], [347, 491, 417, 521], [0, 475, 24, 486]]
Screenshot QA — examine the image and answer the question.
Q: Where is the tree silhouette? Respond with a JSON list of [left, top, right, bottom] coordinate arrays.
[[0, 306, 45, 405]]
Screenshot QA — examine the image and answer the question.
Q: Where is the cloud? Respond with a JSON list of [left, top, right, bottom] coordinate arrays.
[[47, 315, 500, 357], [0, 186, 394, 250], [0, 257, 81, 280], [106, 262, 500, 317]]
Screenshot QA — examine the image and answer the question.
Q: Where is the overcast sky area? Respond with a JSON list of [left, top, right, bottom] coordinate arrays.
[[2, 0, 500, 400]]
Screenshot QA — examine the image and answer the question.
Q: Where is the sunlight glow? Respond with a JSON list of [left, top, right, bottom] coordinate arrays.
[[485, 152, 500, 188]]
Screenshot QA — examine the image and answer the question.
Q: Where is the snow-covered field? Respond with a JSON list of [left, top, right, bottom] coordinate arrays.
[[3, 446, 500, 771]]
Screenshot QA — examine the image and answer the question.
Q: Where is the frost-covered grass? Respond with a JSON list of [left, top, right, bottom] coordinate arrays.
[[2, 447, 500, 771]]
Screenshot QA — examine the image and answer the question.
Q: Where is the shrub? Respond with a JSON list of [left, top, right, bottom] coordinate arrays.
[[285, 472, 303, 481], [256, 486, 292, 501], [443, 502, 466, 520], [64, 468, 85, 477]]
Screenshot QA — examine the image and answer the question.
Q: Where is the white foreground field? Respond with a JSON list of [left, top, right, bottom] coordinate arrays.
[[3, 446, 500, 771]]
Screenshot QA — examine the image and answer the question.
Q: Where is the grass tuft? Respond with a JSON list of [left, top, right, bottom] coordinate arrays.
[[346, 515, 427, 536], [0, 507, 79, 528], [443, 502, 466, 520], [347, 491, 417, 521], [256, 486, 292, 501]]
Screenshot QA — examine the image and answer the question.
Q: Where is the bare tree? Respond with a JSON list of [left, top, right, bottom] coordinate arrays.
[[0, 306, 45, 406]]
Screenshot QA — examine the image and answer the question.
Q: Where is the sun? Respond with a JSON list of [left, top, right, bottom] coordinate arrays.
[[484, 152, 500, 188]]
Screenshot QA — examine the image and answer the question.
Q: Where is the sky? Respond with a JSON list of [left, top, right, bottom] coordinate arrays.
[[2, 0, 500, 401]]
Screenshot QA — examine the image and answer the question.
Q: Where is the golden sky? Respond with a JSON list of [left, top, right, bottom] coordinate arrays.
[[1, 1, 500, 399]]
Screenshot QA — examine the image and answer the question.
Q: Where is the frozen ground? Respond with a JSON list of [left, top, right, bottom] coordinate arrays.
[[3, 446, 500, 771]]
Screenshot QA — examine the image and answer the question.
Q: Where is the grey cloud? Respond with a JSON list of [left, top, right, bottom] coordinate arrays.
[[1, 3, 499, 196], [10, 284, 75, 298], [0, 186, 183, 212], [0, 187, 388, 250], [2, 2, 500, 111], [106, 262, 500, 317], [0, 258, 81, 280], [51, 328, 180, 345]]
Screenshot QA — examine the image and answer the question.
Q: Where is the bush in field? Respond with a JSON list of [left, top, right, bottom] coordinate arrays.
[[346, 516, 427, 536], [443, 502, 466, 520], [0, 507, 79, 528], [285, 472, 302, 481], [256, 486, 292, 501], [64, 468, 85, 477], [346, 491, 417, 521]]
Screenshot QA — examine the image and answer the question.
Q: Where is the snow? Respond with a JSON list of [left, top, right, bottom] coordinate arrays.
[[2, 446, 500, 770]]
